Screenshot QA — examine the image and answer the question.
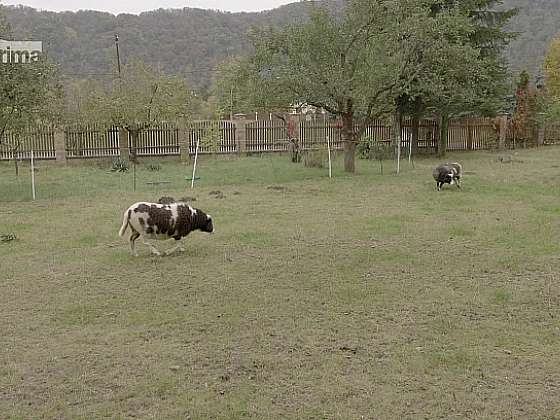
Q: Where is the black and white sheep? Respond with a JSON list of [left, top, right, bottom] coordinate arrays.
[[118, 201, 213, 256], [432, 162, 463, 191]]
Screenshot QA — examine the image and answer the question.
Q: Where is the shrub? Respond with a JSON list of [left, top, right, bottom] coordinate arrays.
[[357, 140, 372, 159], [1, 233, 17, 243], [111, 157, 129, 172], [147, 163, 161, 172], [303, 145, 329, 168]]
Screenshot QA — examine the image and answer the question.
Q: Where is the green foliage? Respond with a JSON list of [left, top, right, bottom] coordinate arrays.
[[357, 140, 394, 161], [0, 2, 337, 94], [545, 39, 560, 94], [502, 0, 560, 75], [110, 157, 129, 172], [404, 0, 514, 118], [247, 2, 405, 118], [0, 1, 557, 96], [303, 145, 329, 169], [233, 1, 424, 172], [81, 59, 194, 130], [547, 97, 560, 122], [232, 0, 515, 167], [0, 233, 17, 243], [0, 25, 62, 174], [0, 55, 63, 140], [513, 70, 531, 125], [63, 78, 105, 124], [200, 124, 221, 153], [357, 139, 394, 174], [357, 141, 370, 160], [0, 7, 11, 38]]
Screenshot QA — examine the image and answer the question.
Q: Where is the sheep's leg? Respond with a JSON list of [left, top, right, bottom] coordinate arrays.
[[129, 232, 140, 257], [456, 178, 462, 189], [143, 239, 162, 256], [165, 242, 185, 256]]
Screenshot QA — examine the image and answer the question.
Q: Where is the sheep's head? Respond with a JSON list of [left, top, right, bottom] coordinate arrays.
[[202, 214, 214, 233]]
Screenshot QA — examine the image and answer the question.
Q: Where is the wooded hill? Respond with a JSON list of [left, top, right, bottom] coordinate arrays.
[[1, 0, 557, 94]]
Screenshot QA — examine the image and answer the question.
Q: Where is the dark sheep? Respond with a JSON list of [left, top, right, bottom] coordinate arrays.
[[432, 162, 463, 191]]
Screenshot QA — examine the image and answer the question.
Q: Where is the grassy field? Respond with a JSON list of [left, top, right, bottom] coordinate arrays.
[[1, 149, 560, 419]]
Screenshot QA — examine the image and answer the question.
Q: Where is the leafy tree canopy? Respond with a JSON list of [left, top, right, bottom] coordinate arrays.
[[79, 59, 194, 130], [1, 0, 556, 95], [544, 33, 560, 97]]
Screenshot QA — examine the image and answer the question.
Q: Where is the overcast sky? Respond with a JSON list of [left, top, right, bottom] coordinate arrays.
[[1, 0, 296, 14]]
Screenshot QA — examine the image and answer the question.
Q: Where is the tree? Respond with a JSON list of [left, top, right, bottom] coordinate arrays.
[[0, 14, 63, 174], [544, 33, 560, 121], [81, 59, 195, 159], [545, 34, 560, 97], [398, 0, 516, 156], [512, 70, 536, 142], [229, 1, 426, 173], [210, 50, 308, 123], [216, 0, 515, 169], [73, 60, 195, 190], [0, 6, 11, 39]]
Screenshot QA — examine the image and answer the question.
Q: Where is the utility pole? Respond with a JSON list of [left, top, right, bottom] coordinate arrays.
[[114, 34, 122, 77], [114, 33, 135, 191], [230, 86, 234, 120]]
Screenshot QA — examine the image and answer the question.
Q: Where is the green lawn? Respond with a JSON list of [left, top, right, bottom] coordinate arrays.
[[1, 149, 560, 419]]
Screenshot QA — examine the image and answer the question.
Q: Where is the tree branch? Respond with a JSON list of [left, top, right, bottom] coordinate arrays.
[[304, 100, 340, 115], [355, 82, 398, 140], [146, 83, 159, 124], [0, 107, 16, 145]]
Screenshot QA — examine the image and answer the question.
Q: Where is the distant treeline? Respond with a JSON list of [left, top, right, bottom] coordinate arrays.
[[1, 0, 557, 94]]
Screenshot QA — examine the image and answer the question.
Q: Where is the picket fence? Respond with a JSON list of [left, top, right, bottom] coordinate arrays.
[[1, 117, 559, 161], [0, 127, 56, 160]]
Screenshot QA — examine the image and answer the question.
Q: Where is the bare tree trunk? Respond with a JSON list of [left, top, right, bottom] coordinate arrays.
[[411, 98, 422, 157], [128, 128, 140, 192], [12, 140, 21, 176], [394, 110, 402, 174], [342, 113, 356, 173], [498, 115, 508, 151], [437, 113, 449, 158], [411, 114, 420, 157]]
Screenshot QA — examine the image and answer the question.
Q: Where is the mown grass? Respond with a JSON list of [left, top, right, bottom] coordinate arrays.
[[1, 148, 560, 419]]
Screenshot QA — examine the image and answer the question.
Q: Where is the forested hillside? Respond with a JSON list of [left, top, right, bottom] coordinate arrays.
[[1, 0, 557, 93], [499, 0, 560, 77]]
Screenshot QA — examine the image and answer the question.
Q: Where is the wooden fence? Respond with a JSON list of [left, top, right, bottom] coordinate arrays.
[[545, 123, 560, 145], [446, 118, 497, 151], [132, 123, 180, 156], [299, 119, 344, 150], [65, 124, 119, 158], [1, 117, 560, 161], [189, 121, 237, 154], [0, 127, 56, 160], [246, 120, 289, 152]]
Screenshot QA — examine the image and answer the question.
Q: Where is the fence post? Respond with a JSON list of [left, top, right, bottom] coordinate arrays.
[[54, 128, 66, 163], [467, 119, 473, 151], [537, 117, 545, 147], [118, 127, 129, 159], [234, 118, 248, 155], [179, 125, 190, 162]]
